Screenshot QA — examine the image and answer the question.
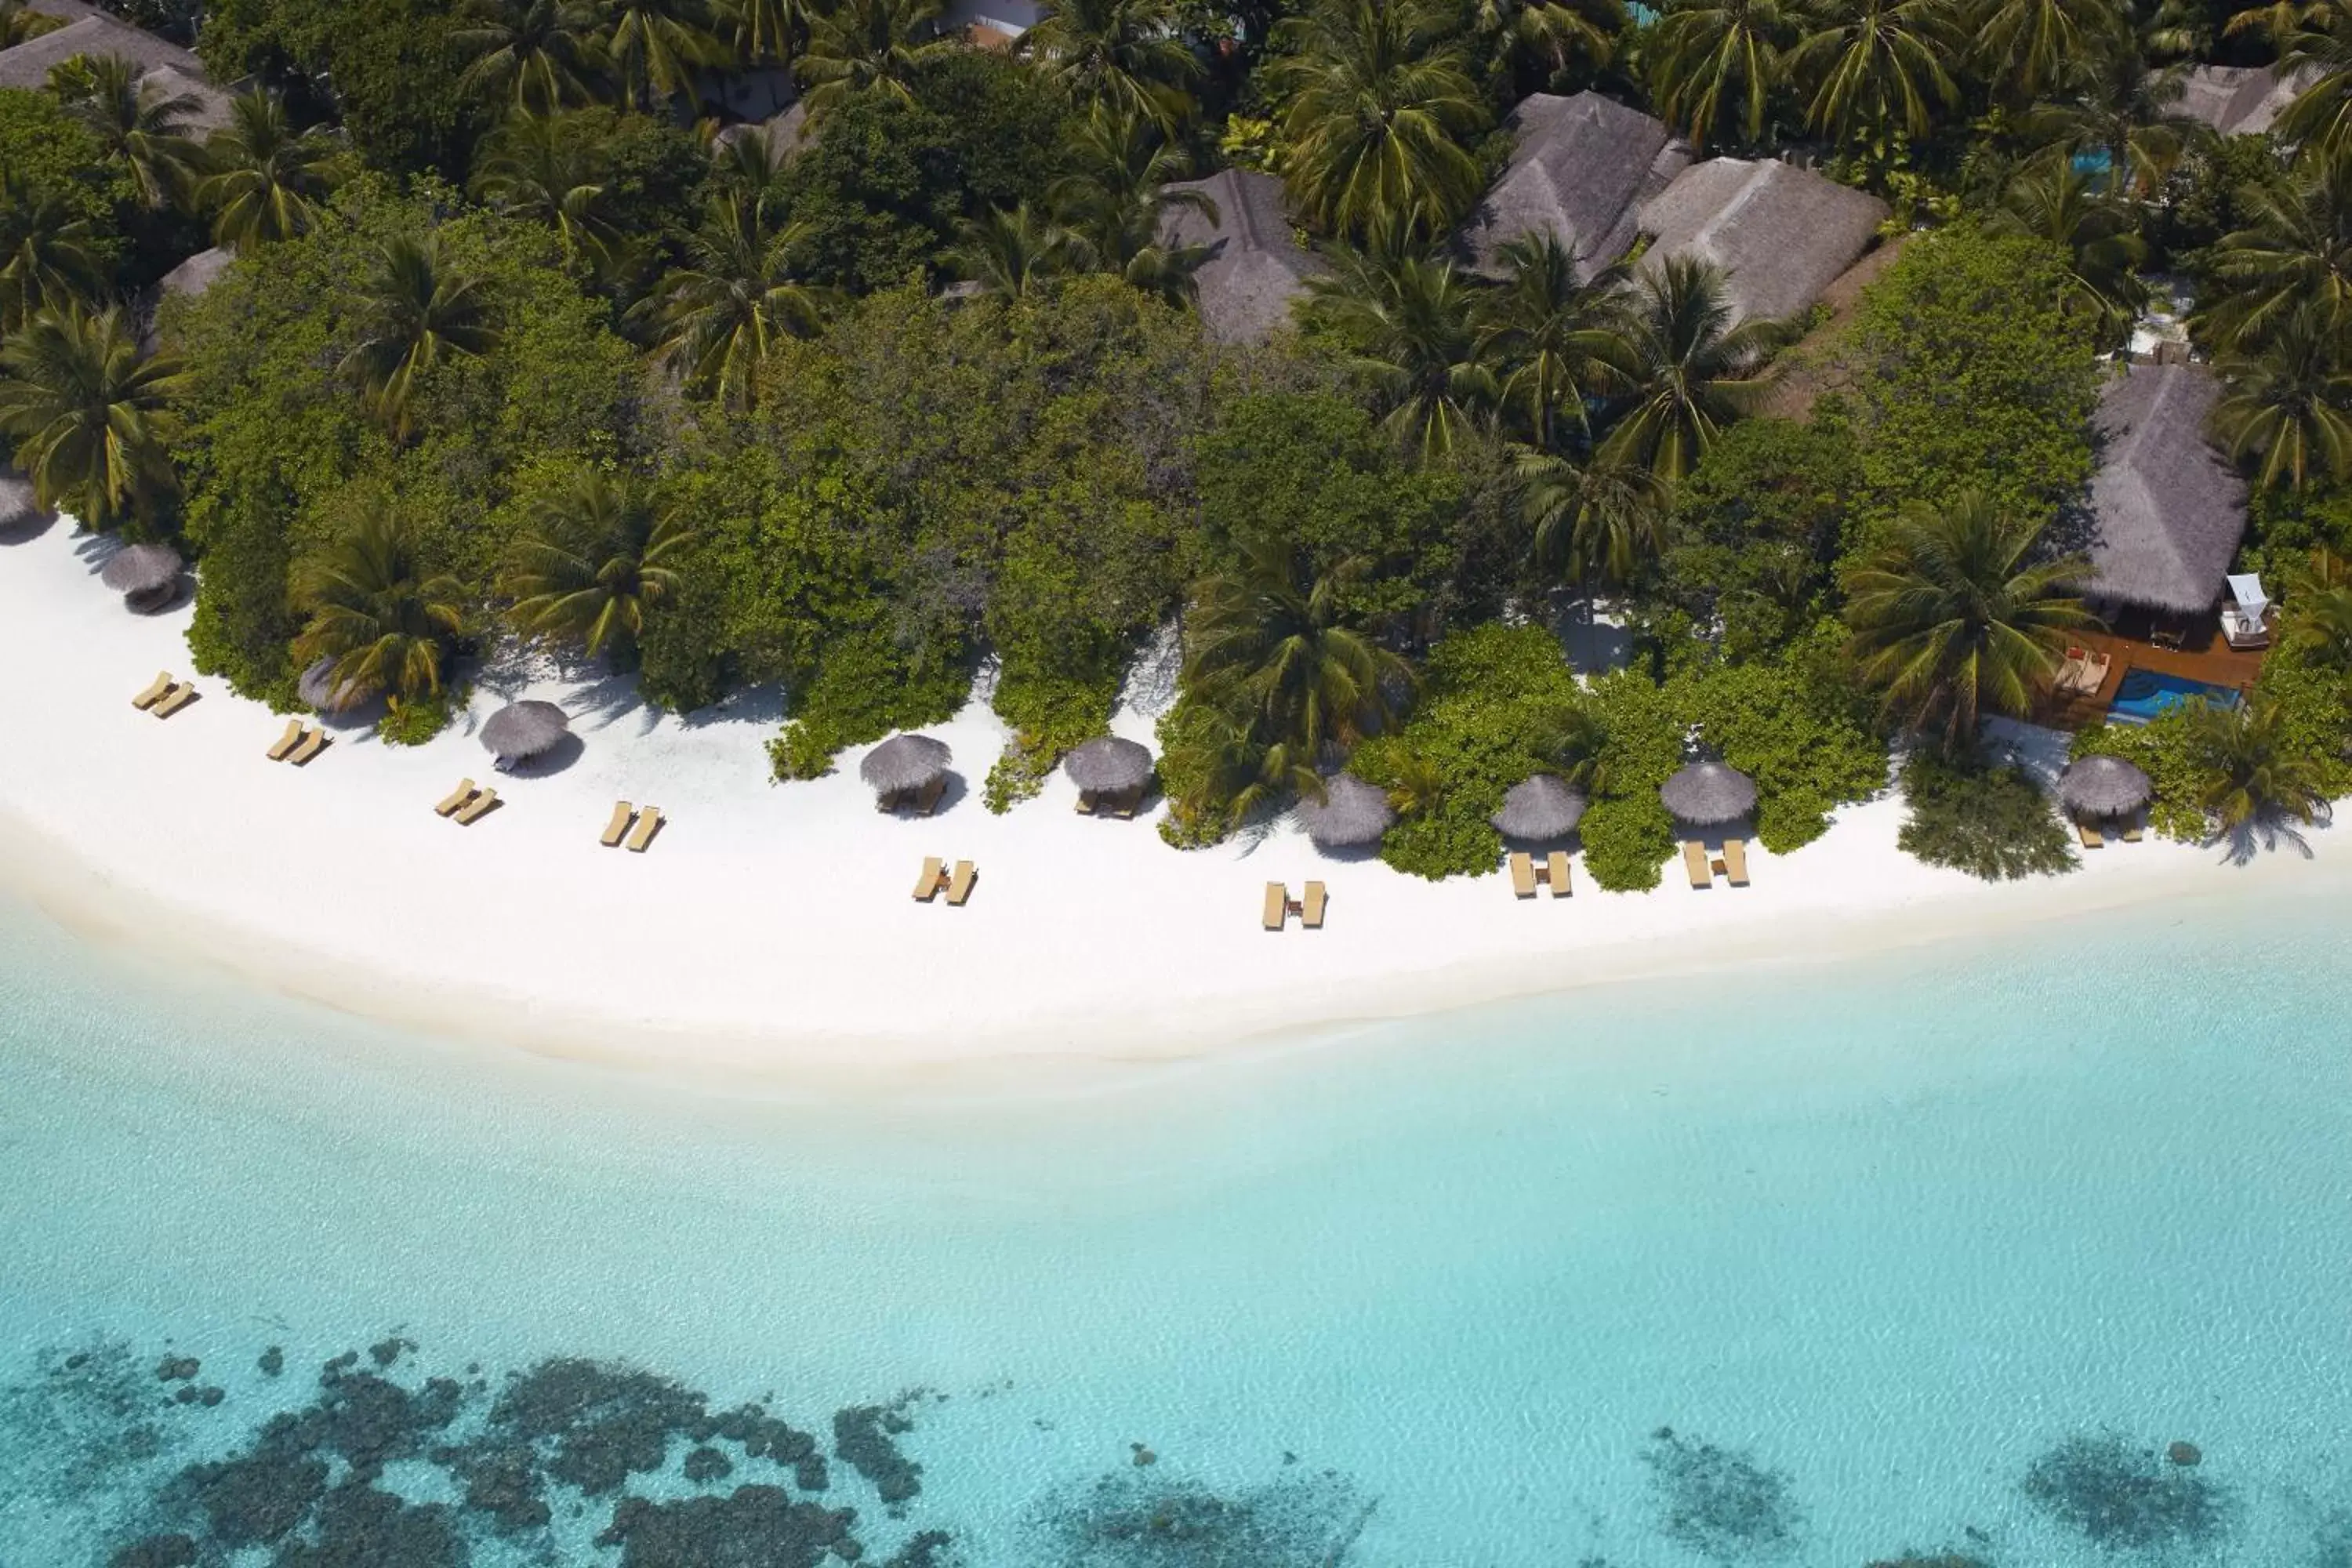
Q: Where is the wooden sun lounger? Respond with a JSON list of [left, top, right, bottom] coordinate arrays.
[[152, 681, 197, 717], [286, 726, 328, 766], [914, 856, 946, 902], [1508, 852, 1537, 898], [626, 806, 663, 852], [601, 801, 636, 847], [435, 779, 478, 817], [1722, 839, 1749, 886], [2078, 822, 2105, 850], [875, 786, 902, 814], [1683, 840, 1712, 888], [1264, 882, 1287, 931], [1546, 851, 1572, 898], [915, 775, 946, 815], [2121, 823, 2143, 844], [267, 718, 304, 760], [453, 787, 499, 825], [946, 859, 977, 906], [1075, 789, 1098, 815], [1301, 881, 1327, 929], [1111, 785, 1142, 819], [132, 671, 174, 710]]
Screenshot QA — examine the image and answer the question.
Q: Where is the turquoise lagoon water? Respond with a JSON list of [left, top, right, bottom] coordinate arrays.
[[0, 874, 2348, 1568]]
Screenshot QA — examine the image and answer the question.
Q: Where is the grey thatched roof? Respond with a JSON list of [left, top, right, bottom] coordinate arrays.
[[2059, 754, 2154, 818], [715, 100, 812, 162], [2085, 363, 2249, 615], [1460, 91, 1690, 278], [859, 732, 950, 793], [99, 541, 180, 596], [1638, 158, 1888, 325], [1491, 773, 1589, 840], [1161, 169, 1326, 344], [481, 699, 570, 760], [1062, 735, 1153, 793], [1296, 772, 1394, 847], [1, 473, 47, 532], [0, 16, 231, 125], [1660, 761, 1757, 825], [160, 246, 233, 299], [299, 657, 373, 713], [2172, 64, 2303, 138]]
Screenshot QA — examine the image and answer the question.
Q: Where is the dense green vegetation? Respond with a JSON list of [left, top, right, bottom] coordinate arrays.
[[5, 0, 2350, 866]]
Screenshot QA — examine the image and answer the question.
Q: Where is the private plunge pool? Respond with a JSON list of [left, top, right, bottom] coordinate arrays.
[[2107, 666, 2245, 725]]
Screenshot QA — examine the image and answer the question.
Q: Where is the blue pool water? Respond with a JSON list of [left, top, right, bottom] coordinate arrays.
[[2109, 667, 2245, 726], [1, 873, 2348, 1568]]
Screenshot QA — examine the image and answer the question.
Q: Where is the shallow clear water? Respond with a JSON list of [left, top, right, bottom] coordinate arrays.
[[1, 875, 2347, 1568]]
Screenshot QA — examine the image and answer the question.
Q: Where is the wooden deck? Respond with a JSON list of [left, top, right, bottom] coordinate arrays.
[[2038, 616, 2269, 731]]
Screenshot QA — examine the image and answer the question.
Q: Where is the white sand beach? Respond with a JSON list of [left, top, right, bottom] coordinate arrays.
[[2, 517, 2343, 1078]]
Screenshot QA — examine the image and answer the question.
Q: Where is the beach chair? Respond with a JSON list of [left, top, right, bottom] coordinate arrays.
[[1075, 789, 1098, 815], [1301, 881, 1327, 929], [2053, 649, 2089, 694], [152, 681, 197, 717], [916, 775, 946, 816], [875, 787, 902, 814], [1508, 852, 1537, 899], [2121, 822, 2143, 844], [435, 779, 478, 818], [286, 727, 328, 766], [1263, 882, 1287, 931], [1546, 851, 1573, 898], [1111, 785, 1142, 820], [2077, 821, 2105, 850], [914, 856, 946, 902], [601, 801, 636, 847], [2079, 651, 2112, 694], [132, 671, 174, 710], [626, 806, 663, 853], [266, 719, 304, 760], [453, 788, 500, 826], [946, 860, 977, 906], [1722, 839, 1750, 886], [1683, 840, 1712, 888]]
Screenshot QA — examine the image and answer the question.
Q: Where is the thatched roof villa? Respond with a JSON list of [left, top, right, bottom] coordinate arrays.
[[0, 13, 233, 130], [1637, 158, 1888, 325], [1457, 90, 1691, 280], [2082, 363, 2249, 618], [2172, 64, 2304, 139], [1160, 169, 1327, 345]]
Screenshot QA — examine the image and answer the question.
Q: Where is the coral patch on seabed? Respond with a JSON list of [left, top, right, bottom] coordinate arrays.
[[1643, 1428, 1804, 1564], [835, 1394, 927, 1505], [1034, 1467, 1375, 1568], [2021, 1431, 2231, 1552]]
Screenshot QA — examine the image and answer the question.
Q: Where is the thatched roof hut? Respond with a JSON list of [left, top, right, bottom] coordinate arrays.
[[0, 16, 231, 128], [2084, 364, 2249, 615], [1062, 735, 1153, 794], [1660, 761, 1757, 825], [99, 542, 181, 602], [299, 657, 373, 714], [481, 699, 570, 763], [1459, 91, 1690, 278], [859, 733, 951, 795], [1, 473, 49, 532], [1491, 774, 1589, 840], [1637, 157, 1887, 325], [1296, 772, 1394, 848], [2173, 63, 2303, 138], [1160, 169, 1327, 344], [2059, 754, 2154, 820]]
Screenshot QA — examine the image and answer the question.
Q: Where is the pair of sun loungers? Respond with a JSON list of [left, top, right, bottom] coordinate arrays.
[[878, 778, 947, 815], [131, 671, 197, 718], [1508, 851, 1572, 899], [1263, 881, 1327, 931], [2076, 821, 2143, 850], [1684, 840, 1750, 888], [913, 857, 978, 906], [265, 719, 330, 766], [601, 801, 665, 852], [1076, 786, 1143, 818], [2053, 646, 2113, 696], [434, 779, 501, 825]]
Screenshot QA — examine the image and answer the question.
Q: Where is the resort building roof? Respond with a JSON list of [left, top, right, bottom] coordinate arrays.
[[1457, 90, 1690, 279], [0, 14, 231, 128], [2172, 64, 2303, 138], [1636, 158, 1888, 326], [2084, 362, 2250, 615], [159, 246, 233, 300], [1161, 169, 1326, 345], [714, 100, 812, 162]]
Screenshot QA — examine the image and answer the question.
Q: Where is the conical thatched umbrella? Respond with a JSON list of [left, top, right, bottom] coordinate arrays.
[[481, 699, 570, 765], [860, 733, 951, 797], [2059, 754, 2153, 820], [1062, 735, 1154, 794], [1491, 774, 1588, 840], [299, 657, 374, 714], [1, 474, 47, 532], [100, 543, 182, 605], [1660, 761, 1757, 826], [1296, 772, 1394, 848]]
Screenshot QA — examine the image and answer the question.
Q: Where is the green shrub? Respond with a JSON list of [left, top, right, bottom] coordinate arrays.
[[1896, 752, 2077, 879], [1673, 626, 1889, 854], [767, 630, 969, 782], [984, 664, 1119, 812], [378, 685, 460, 746]]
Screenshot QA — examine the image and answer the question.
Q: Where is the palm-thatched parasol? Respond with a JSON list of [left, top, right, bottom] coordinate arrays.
[[1062, 735, 1153, 794], [2058, 754, 2153, 820], [1296, 772, 1394, 848], [1491, 774, 1589, 840], [299, 657, 374, 714], [100, 542, 182, 603], [1660, 761, 1757, 826], [481, 699, 571, 764], [1, 474, 47, 532], [860, 733, 951, 796]]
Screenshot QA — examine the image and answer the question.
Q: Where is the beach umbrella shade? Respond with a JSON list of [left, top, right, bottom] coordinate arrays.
[[1490, 774, 1589, 840], [1660, 761, 1757, 826], [99, 543, 182, 600], [2058, 754, 2154, 819], [481, 699, 571, 763], [1062, 735, 1154, 794], [860, 733, 952, 796], [1, 474, 49, 532], [298, 657, 376, 713], [1296, 772, 1395, 848]]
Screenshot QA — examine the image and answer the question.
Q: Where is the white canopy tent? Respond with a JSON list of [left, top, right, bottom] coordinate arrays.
[[2222, 572, 2271, 648]]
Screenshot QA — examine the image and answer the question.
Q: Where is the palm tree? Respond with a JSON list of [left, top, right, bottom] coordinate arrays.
[[1985, 158, 2147, 338], [0, 304, 186, 533], [2232, 0, 2352, 162], [1305, 247, 1499, 463], [1596, 256, 1778, 483], [2283, 545, 2352, 664], [1, 0, 63, 46], [48, 53, 206, 211], [339, 234, 502, 441], [1648, 0, 1795, 148], [1843, 489, 2097, 753], [2198, 151, 2352, 350], [198, 91, 345, 252], [470, 111, 622, 275], [1020, 0, 1200, 128], [0, 172, 105, 335], [946, 202, 1084, 299], [709, 127, 797, 219], [1788, 0, 1962, 144], [1473, 232, 1629, 449], [1514, 449, 1665, 585], [2024, 42, 2196, 198], [1047, 106, 1218, 301], [2183, 695, 2333, 829], [638, 194, 829, 408], [1971, 0, 2128, 105], [1469, 0, 1624, 94], [502, 468, 693, 661], [453, 0, 606, 111], [604, 0, 727, 108], [1269, 0, 1486, 241], [716, 0, 803, 63], [292, 504, 466, 711], [2210, 304, 2352, 491], [795, 0, 948, 119]]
